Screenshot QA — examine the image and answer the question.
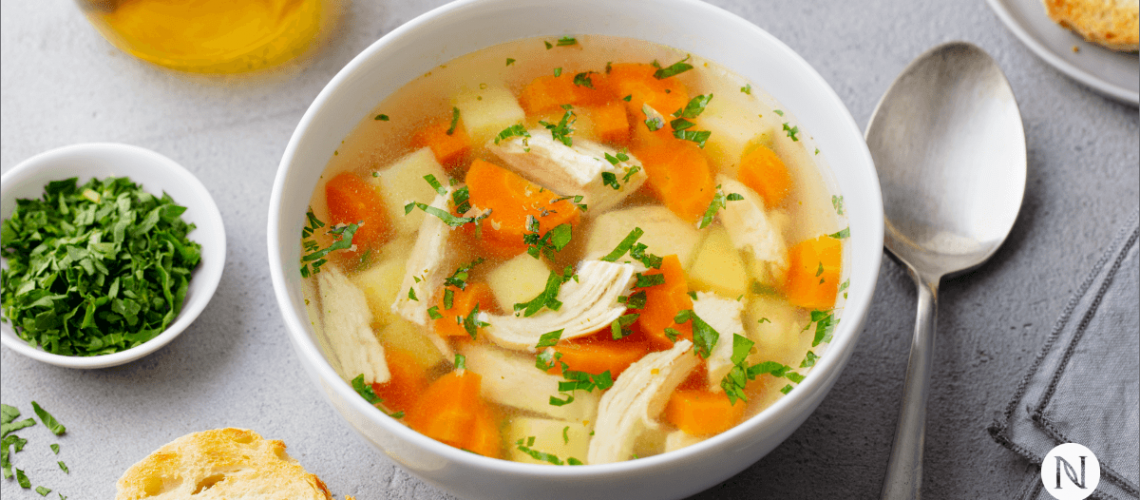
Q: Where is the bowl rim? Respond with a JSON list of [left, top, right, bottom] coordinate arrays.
[[269, 0, 883, 478], [0, 142, 227, 369]]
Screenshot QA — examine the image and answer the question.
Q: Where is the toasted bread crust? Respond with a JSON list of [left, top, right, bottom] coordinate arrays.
[[1044, 0, 1139, 51], [115, 428, 333, 500]]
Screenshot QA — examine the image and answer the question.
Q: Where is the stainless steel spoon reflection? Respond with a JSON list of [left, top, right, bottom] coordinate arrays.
[[865, 41, 1026, 500]]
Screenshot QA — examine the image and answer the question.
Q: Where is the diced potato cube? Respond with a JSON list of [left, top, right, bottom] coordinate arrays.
[[697, 91, 778, 174], [372, 148, 449, 236], [453, 86, 526, 147], [378, 318, 444, 370], [743, 294, 810, 368], [687, 226, 749, 298], [463, 344, 599, 423], [352, 241, 413, 327], [583, 206, 705, 271], [504, 418, 592, 465], [487, 254, 552, 311]]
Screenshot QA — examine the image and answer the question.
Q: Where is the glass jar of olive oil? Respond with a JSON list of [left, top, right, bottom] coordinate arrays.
[[77, 0, 341, 74]]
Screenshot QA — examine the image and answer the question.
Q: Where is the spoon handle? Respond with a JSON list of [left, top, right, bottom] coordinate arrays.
[[880, 273, 939, 500]]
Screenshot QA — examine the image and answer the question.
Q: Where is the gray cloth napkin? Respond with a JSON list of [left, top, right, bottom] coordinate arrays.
[[989, 210, 1140, 500]]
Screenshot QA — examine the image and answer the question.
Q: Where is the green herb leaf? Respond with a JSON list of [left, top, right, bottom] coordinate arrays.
[[634, 273, 665, 288], [351, 374, 382, 405], [544, 41, 553, 49], [671, 94, 713, 119], [740, 84, 752, 95], [622, 94, 632, 102], [536, 349, 562, 371], [673, 129, 711, 148], [514, 270, 567, 317], [573, 72, 594, 88], [539, 106, 576, 147], [610, 313, 639, 340], [463, 304, 488, 339], [698, 185, 743, 229], [782, 122, 800, 141], [563, 426, 571, 444], [410, 202, 488, 228], [553, 67, 563, 77], [30, 403, 63, 436], [427, 306, 443, 320], [556, 36, 577, 46], [57, 461, 68, 474], [506, 58, 516, 66], [16, 468, 30, 488], [829, 227, 850, 239], [832, 195, 845, 215], [1, 405, 18, 425], [446, 107, 460, 135], [653, 55, 692, 79], [774, 109, 784, 116], [536, 329, 564, 349], [454, 353, 467, 370], [758, 317, 771, 324], [494, 123, 531, 145], [423, 174, 447, 196], [600, 228, 644, 262], [801, 351, 819, 368], [374, 114, 389, 121], [408, 287, 418, 301], [444, 258, 484, 291], [780, 384, 794, 394], [1, 418, 35, 439], [688, 312, 719, 359], [663, 328, 682, 342], [36, 485, 51, 496]]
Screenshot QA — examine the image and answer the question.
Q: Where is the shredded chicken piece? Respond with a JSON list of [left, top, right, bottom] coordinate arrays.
[[462, 343, 599, 423], [587, 340, 699, 464], [692, 291, 746, 392], [489, 131, 647, 214], [391, 192, 458, 360], [716, 175, 788, 285], [483, 260, 635, 352], [318, 267, 390, 384], [583, 205, 704, 273]]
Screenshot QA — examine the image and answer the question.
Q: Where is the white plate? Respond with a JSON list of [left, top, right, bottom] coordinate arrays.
[[0, 143, 226, 369], [987, 0, 1139, 105]]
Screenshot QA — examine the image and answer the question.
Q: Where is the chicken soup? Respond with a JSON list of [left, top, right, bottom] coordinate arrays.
[[299, 35, 849, 465]]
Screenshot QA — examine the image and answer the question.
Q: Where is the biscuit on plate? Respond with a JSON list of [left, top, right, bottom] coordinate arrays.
[[1043, 0, 1139, 52], [115, 428, 335, 500]]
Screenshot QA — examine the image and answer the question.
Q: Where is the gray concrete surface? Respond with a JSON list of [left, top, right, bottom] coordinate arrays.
[[2, 0, 1137, 498]]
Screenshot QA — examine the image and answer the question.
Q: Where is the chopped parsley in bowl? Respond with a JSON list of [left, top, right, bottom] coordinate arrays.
[[0, 143, 225, 369]]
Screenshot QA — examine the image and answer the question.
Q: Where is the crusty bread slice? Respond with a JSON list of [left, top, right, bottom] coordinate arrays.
[[115, 428, 333, 500], [1043, 0, 1139, 52]]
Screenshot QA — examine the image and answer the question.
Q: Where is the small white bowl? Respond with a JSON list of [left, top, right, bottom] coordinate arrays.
[[0, 143, 226, 369], [269, 1, 883, 498]]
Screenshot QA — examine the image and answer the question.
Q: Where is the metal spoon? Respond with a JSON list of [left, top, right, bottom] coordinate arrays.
[[865, 41, 1026, 499]]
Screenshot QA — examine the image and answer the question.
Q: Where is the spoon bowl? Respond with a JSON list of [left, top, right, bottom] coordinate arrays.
[[866, 41, 1026, 499]]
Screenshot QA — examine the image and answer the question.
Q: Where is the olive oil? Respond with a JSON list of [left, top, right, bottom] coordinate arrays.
[[78, 0, 338, 74]]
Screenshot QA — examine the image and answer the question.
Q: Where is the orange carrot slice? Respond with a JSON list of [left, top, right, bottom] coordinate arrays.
[[405, 369, 499, 457], [465, 159, 580, 258], [371, 348, 430, 415], [519, 72, 614, 115], [324, 171, 392, 256], [738, 145, 791, 208], [586, 101, 631, 146], [664, 389, 746, 436], [545, 332, 650, 378], [631, 126, 716, 224], [604, 63, 690, 118], [784, 235, 843, 310], [434, 282, 496, 338], [634, 255, 694, 350], [411, 118, 472, 172]]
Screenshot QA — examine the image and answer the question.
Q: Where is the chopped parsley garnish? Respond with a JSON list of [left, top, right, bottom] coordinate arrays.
[[562, 426, 571, 444], [30, 403, 63, 436], [451, 186, 472, 215], [634, 273, 666, 288], [544, 41, 553, 50], [407, 202, 489, 228], [536, 348, 562, 371], [1, 417, 34, 438], [774, 109, 784, 116], [804, 309, 838, 347], [57, 461, 67, 474], [573, 72, 594, 88], [49, 444, 58, 455], [721, 333, 756, 404], [524, 218, 573, 260], [672, 94, 713, 119], [673, 129, 711, 148], [427, 306, 442, 320], [536, 329, 564, 349], [653, 55, 693, 79], [783, 122, 800, 141], [1, 177, 204, 355], [423, 174, 447, 196], [454, 353, 467, 370], [506, 58, 516, 66], [829, 227, 850, 239], [553, 67, 563, 77], [494, 123, 531, 146], [780, 384, 795, 394], [515, 437, 584, 465], [514, 269, 571, 317], [832, 195, 845, 215], [601, 228, 644, 262], [15, 467, 30, 488], [740, 84, 752, 95], [407, 287, 418, 301], [550, 194, 588, 212], [622, 94, 632, 102], [610, 313, 639, 339], [36, 485, 51, 496], [302, 214, 357, 277], [604, 151, 630, 165], [623, 290, 647, 309], [838, 279, 850, 295], [664, 328, 682, 342], [671, 309, 718, 358], [374, 114, 389, 121], [446, 107, 460, 135], [800, 351, 820, 369], [444, 258, 484, 290], [351, 374, 403, 418], [556, 36, 578, 46], [698, 185, 744, 229], [539, 105, 576, 147]]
